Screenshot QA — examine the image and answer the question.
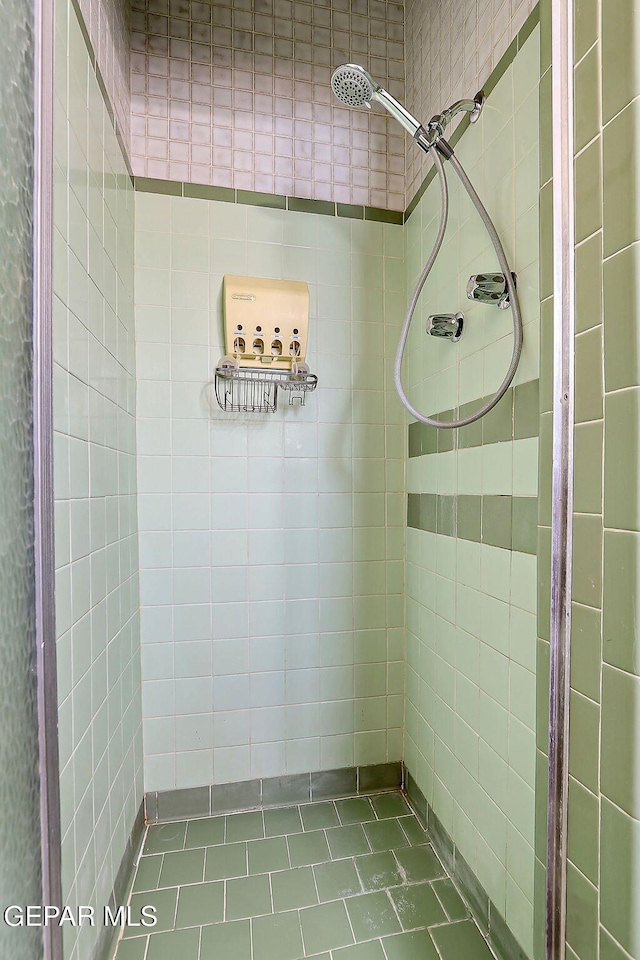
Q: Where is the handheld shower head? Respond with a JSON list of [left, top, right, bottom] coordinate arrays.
[[331, 64, 378, 107], [331, 63, 423, 138]]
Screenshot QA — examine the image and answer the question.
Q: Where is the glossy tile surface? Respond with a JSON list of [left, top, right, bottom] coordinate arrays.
[[135, 193, 406, 793], [113, 793, 495, 960], [402, 26, 541, 957]]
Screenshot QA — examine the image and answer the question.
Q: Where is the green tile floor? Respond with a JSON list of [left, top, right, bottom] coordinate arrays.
[[113, 791, 496, 960]]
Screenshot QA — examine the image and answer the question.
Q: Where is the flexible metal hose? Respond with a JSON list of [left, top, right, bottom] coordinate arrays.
[[394, 143, 523, 429]]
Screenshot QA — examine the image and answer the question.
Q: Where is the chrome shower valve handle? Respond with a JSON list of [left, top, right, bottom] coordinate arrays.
[[426, 314, 464, 342], [467, 272, 518, 309]]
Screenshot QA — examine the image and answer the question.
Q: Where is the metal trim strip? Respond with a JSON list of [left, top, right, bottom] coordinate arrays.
[[546, 0, 576, 952], [33, 0, 63, 955]]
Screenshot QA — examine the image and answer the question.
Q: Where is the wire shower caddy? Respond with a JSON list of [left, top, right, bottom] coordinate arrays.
[[214, 362, 318, 413]]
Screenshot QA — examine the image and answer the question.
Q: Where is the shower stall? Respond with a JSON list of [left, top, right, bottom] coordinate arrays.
[[2, 0, 638, 959]]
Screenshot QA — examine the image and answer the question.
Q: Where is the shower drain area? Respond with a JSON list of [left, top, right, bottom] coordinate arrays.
[[113, 791, 496, 960]]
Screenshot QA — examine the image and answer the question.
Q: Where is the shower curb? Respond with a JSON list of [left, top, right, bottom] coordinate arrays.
[[144, 761, 403, 823], [403, 765, 530, 960]]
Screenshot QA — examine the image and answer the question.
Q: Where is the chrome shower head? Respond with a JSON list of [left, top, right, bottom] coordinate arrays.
[[331, 64, 378, 107], [331, 63, 423, 138]]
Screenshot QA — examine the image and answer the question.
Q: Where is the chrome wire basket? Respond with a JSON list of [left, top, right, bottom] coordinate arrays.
[[214, 362, 318, 413]]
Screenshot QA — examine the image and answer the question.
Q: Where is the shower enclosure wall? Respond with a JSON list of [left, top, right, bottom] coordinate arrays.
[[48, 0, 545, 958], [24, 0, 638, 959], [52, 3, 143, 959], [135, 194, 406, 793], [403, 25, 540, 955]]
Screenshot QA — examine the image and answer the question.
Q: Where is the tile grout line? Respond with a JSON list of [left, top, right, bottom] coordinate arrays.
[[117, 796, 508, 958]]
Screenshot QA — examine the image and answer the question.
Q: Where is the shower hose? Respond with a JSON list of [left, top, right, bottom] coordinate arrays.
[[394, 140, 523, 429]]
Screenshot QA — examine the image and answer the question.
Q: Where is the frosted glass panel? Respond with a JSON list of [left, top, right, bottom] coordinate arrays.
[[0, 1, 44, 958]]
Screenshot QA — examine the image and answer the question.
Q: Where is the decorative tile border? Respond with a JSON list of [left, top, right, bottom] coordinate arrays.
[[408, 379, 540, 458], [144, 763, 403, 824], [403, 765, 530, 960], [133, 176, 404, 224], [404, 3, 542, 221], [407, 493, 539, 555], [94, 801, 145, 960], [144, 760, 402, 823]]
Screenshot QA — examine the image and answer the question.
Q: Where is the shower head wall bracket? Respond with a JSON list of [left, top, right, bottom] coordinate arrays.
[[423, 91, 486, 146]]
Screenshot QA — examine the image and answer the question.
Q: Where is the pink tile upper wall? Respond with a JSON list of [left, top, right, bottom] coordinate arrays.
[[404, 0, 538, 204], [130, 0, 407, 211]]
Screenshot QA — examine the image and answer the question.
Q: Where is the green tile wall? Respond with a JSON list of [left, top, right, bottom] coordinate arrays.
[[52, 3, 143, 959], [561, 0, 640, 954], [402, 26, 541, 959], [135, 192, 406, 793]]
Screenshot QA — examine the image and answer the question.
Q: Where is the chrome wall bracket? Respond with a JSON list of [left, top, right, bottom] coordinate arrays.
[[426, 313, 464, 342], [467, 271, 517, 309]]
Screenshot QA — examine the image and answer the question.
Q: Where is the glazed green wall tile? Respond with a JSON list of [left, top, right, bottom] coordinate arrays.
[[601, 665, 640, 819], [575, 138, 603, 244], [459, 413, 483, 450], [573, 422, 603, 514], [482, 396, 514, 446], [601, 0, 640, 124], [566, 862, 598, 960], [567, 777, 599, 884], [603, 531, 640, 679], [536, 640, 550, 754], [574, 327, 603, 423], [603, 100, 640, 258], [537, 414, 552, 529], [604, 389, 640, 531], [600, 798, 640, 956], [512, 497, 539, 555], [437, 496, 455, 537], [575, 233, 603, 334], [600, 928, 635, 960], [535, 749, 549, 861], [539, 302, 554, 413], [539, 181, 554, 299], [457, 496, 482, 542], [571, 514, 603, 608], [537, 526, 551, 643], [514, 380, 540, 440], [482, 497, 512, 550], [568, 691, 600, 794], [538, 0, 551, 73], [603, 243, 640, 391], [570, 603, 602, 703], [533, 857, 547, 960], [540, 69, 553, 188], [574, 45, 600, 154], [574, 0, 598, 62]]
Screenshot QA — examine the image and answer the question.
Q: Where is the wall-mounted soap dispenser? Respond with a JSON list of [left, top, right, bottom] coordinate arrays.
[[215, 275, 318, 413]]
